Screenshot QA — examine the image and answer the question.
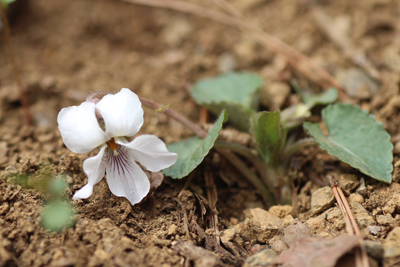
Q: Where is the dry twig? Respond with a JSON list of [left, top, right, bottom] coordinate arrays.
[[205, 170, 220, 246], [327, 175, 369, 267]]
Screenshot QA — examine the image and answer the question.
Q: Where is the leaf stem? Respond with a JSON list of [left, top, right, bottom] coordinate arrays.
[[139, 97, 207, 138], [217, 148, 276, 207], [214, 141, 275, 191], [284, 137, 316, 164], [0, 3, 32, 125]]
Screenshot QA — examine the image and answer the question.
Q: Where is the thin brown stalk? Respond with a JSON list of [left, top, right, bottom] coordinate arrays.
[[139, 97, 207, 138], [205, 171, 220, 246], [121, 0, 345, 93], [173, 197, 191, 238], [328, 175, 369, 267], [0, 3, 32, 125]]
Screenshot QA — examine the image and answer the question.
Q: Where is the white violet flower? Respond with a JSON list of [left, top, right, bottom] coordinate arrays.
[[57, 88, 177, 205]]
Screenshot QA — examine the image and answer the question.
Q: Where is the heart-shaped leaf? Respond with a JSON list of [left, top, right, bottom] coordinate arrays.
[[163, 110, 227, 179], [190, 72, 263, 131], [304, 104, 393, 183]]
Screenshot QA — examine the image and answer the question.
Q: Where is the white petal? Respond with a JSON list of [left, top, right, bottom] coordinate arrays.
[[96, 88, 144, 138], [57, 102, 108, 153], [104, 146, 150, 205], [72, 146, 106, 200], [119, 135, 177, 172]]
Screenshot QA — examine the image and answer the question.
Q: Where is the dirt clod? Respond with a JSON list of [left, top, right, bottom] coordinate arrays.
[[310, 186, 335, 215]]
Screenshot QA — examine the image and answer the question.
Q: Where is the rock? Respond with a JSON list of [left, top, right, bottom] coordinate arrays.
[[364, 240, 384, 261], [281, 215, 295, 228], [337, 68, 380, 100], [268, 205, 293, 219], [356, 178, 368, 197], [244, 208, 282, 244], [270, 239, 288, 254], [325, 207, 346, 231], [310, 186, 335, 215], [350, 201, 376, 232], [348, 193, 364, 204], [243, 249, 278, 267], [338, 174, 360, 195], [220, 227, 236, 245], [377, 214, 394, 226], [305, 216, 327, 237], [282, 220, 312, 247], [167, 224, 178, 236], [383, 227, 400, 266], [368, 225, 383, 235]]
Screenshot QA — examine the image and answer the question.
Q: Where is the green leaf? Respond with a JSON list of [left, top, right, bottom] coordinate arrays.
[[163, 110, 227, 179], [0, 0, 16, 7], [190, 72, 263, 131], [251, 111, 281, 162], [41, 201, 76, 233], [304, 103, 393, 183], [292, 83, 338, 108]]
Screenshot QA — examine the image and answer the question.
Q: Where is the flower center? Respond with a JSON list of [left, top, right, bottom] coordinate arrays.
[[106, 138, 118, 155]]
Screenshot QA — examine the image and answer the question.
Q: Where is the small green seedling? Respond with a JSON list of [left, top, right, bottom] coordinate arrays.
[[164, 71, 393, 206], [5, 164, 76, 233]]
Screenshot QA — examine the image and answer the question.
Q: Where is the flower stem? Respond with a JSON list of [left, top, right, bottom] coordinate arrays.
[[214, 141, 275, 191], [0, 3, 32, 125], [284, 137, 316, 164], [139, 97, 207, 138], [217, 148, 276, 207]]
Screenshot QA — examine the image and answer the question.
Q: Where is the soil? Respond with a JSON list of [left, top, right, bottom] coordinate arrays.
[[1, 0, 400, 266]]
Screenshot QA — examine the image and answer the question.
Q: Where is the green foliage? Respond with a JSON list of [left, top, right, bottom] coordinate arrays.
[[163, 110, 227, 178], [295, 86, 338, 108], [0, 0, 16, 7], [250, 111, 281, 163], [190, 72, 263, 131], [304, 103, 393, 183], [281, 86, 338, 129], [41, 201, 76, 233]]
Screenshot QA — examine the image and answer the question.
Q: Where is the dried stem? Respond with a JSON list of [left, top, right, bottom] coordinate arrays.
[[121, 0, 345, 93], [214, 141, 275, 190], [217, 148, 275, 207], [328, 175, 369, 267], [284, 138, 316, 165], [139, 97, 207, 138], [0, 3, 32, 125], [205, 171, 220, 246]]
